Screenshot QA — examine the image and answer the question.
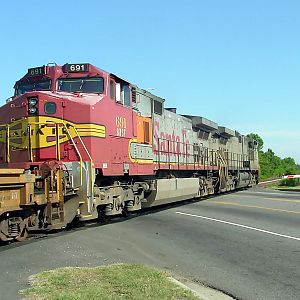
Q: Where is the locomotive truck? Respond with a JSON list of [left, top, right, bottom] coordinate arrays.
[[0, 63, 259, 242]]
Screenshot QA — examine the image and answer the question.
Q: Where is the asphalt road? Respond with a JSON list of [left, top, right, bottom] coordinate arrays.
[[0, 187, 299, 300]]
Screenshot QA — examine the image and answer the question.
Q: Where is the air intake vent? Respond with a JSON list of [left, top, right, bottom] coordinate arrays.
[[219, 137, 228, 145], [131, 87, 137, 103], [198, 130, 210, 140]]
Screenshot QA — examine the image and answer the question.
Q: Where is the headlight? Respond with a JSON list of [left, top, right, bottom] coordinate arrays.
[[27, 97, 38, 115], [29, 107, 37, 114], [28, 98, 38, 106]]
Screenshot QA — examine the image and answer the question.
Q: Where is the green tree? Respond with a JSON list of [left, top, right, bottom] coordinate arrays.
[[247, 133, 264, 151], [247, 133, 299, 180], [281, 157, 298, 175]]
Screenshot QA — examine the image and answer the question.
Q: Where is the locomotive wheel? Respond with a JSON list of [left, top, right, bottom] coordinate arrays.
[[0, 219, 11, 242], [15, 226, 28, 242], [122, 209, 129, 218], [0, 217, 29, 242], [15, 218, 29, 242], [98, 211, 109, 223]]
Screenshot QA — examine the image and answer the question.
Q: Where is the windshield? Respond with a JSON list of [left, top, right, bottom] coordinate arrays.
[[57, 77, 104, 93], [15, 79, 52, 96]]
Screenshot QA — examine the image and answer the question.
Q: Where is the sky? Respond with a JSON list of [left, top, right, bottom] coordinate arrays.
[[0, 0, 299, 162]]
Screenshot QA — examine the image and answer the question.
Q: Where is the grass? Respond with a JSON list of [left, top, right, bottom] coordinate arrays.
[[22, 264, 200, 300], [278, 178, 300, 187]]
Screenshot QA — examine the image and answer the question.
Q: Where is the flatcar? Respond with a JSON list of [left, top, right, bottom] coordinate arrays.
[[0, 63, 259, 241]]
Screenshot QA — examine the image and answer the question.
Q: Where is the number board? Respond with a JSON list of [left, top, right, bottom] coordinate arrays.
[[27, 66, 46, 76], [65, 63, 89, 73]]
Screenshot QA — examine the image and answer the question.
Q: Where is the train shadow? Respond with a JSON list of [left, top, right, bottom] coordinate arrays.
[[0, 187, 251, 252]]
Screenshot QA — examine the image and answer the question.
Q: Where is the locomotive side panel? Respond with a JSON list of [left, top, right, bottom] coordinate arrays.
[[153, 111, 196, 169]]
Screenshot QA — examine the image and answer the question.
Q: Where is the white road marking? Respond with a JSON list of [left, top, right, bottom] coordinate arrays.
[[242, 191, 300, 197], [230, 194, 300, 203], [175, 211, 300, 242]]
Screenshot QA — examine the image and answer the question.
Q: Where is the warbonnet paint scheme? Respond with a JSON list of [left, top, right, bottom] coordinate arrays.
[[0, 63, 259, 241]]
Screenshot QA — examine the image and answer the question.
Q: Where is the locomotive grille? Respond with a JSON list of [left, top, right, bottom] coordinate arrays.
[[132, 87, 137, 103]]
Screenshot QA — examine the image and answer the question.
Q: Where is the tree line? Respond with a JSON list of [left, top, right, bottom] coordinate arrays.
[[247, 133, 300, 181]]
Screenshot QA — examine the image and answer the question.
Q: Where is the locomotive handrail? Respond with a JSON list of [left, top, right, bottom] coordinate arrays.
[[24, 120, 84, 185], [6, 125, 10, 163], [155, 136, 252, 172], [55, 123, 61, 161], [62, 123, 83, 185], [26, 120, 95, 212], [28, 125, 33, 162], [72, 127, 93, 164], [72, 126, 94, 213], [0, 124, 11, 163], [155, 137, 219, 170]]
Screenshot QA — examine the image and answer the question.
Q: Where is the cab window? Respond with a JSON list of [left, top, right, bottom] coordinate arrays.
[[115, 81, 131, 107], [122, 84, 130, 107], [15, 79, 51, 96], [110, 80, 116, 100], [57, 77, 104, 93]]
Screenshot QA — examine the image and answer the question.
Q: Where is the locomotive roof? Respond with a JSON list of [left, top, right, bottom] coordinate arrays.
[[218, 126, 235, 138], [133, 85, 165, 103], [182, 115, 218, 131]]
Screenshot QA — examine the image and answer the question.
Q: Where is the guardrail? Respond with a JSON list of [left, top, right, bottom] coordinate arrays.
[[283, 175, 300, 179], [258, 175, 300, 186], [258, 178, 282, 185]]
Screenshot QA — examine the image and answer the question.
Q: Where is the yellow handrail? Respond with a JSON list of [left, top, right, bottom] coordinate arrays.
[[27, 125, 33, 162], [73, 126, 94, 212], [2, 120, 91, 191], [62, 123, 83, 185], [6, 125, 10, 163], [25, 120, 84, 185], [55, 123, 61, 161]]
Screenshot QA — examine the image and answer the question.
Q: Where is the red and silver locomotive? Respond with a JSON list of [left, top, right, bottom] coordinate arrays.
[[0, 63, 259, 241]]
